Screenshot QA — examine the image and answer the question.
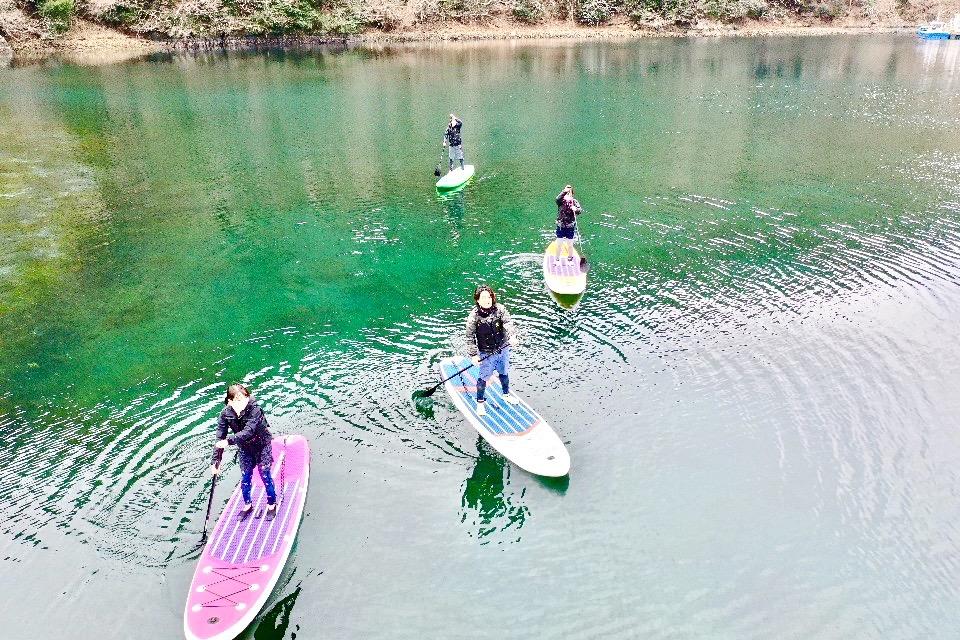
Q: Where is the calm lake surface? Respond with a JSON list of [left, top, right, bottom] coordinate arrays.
[[2, 34, 960, 639]]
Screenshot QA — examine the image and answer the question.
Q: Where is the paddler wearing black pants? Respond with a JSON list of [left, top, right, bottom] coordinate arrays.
[[211, 384, 278, 521], [465, 284, 519, 417]]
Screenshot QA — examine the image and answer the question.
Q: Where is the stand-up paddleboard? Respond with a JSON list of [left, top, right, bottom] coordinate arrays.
[[439, 356, 570, 477], [436, 165, 475, 191], [184, 435, 310, 640], [543, 240, 587, 295]]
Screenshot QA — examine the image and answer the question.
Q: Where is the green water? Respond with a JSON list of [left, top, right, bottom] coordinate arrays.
[[2, 35, 960, 638]]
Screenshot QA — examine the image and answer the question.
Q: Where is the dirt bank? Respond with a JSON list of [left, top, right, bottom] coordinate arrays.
[[6, 16, 912, 65], [9, 19, 163, 65]]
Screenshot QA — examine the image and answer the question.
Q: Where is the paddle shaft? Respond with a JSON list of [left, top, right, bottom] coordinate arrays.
[[435, 142, 449, 176], [202, 447, 224, 539], [420, 345, 505, 397], [574, 213, 589, 266]]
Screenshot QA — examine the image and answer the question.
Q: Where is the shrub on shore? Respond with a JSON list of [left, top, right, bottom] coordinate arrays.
[[37, 0, 74, 32], [512, 0, 546, 22], [573, 0, 613, 25], [704, 0, 768, 22]]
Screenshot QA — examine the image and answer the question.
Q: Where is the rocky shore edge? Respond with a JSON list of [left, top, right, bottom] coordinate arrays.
[[2, 17, 912, 67]]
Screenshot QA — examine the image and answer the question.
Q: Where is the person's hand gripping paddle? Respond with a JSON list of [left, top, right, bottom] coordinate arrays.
[[413, 346, 505, 401]]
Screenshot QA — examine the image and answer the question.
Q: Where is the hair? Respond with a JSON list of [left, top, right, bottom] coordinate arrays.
[[224, 383, 251, 405], [474, 284, 497, 307]]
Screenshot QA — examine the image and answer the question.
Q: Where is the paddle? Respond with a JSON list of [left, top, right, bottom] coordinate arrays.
[[574, 213, 590, 274], [413, 346, 504, 400], [434, 147, 445, 177], [200, 447, 224, 544]]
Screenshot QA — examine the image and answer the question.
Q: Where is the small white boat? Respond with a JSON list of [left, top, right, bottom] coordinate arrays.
[[917, 15, 960, 39]]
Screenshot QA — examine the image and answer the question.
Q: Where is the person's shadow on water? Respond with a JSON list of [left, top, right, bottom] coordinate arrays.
[[459, 437, 529, 544], [438, 190, 467, 242]]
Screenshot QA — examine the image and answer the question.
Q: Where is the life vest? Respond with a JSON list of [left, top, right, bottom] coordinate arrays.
[[446, 121, 463, 147], [475, 307, 505, 354]]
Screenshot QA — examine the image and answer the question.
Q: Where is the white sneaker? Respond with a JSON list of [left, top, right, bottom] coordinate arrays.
[[476, 401, 486, 416], [503, 393, 519, 405]]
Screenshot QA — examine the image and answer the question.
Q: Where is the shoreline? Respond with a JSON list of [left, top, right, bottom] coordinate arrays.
[[6, 18, 913, 66]]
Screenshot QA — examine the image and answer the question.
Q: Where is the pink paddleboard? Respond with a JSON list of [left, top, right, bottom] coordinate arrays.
[[184, 434, 310, 640]]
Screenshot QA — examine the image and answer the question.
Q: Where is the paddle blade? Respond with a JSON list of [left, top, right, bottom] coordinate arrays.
[[434, 165, 442, 177], [580, 257, 590, 273], [413, 385, 439, 399], [413, 397, 434, 418], [412, 389, 437, 418]]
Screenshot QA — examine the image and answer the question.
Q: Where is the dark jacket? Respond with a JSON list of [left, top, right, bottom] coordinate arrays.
[[445, 119, 463, 147], [556, 191, 582, 228], [465, 303, 516, 356], [212, 400, 272, 463]]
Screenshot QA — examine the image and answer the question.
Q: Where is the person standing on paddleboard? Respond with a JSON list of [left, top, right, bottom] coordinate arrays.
[[211, 384, 279, 521], [555, 184, 583, 263], [465, 284, 519, 417], [443, 113, 465, 173]]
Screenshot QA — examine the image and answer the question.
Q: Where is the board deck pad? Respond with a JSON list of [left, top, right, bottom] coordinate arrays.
[[436, 165, 475, 191], [440, 356, 570, 477], [543, 240, 587, 295], [184, 435, 310, 640]]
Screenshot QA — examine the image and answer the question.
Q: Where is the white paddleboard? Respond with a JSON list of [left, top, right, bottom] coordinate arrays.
[[436, 165, 475, 191], [439, 356, 570, 477], [543, 240, 587, 295]]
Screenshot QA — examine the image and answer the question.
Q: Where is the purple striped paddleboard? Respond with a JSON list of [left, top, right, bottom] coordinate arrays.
[[543, 240, 587, 295], [184, 434, 310, 640]]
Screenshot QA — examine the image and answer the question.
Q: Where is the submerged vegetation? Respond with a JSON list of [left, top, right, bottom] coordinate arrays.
[[0, 0, 956, 46]]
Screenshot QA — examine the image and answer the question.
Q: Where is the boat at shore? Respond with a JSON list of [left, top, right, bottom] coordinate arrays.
[[917, 15, 960, 39]]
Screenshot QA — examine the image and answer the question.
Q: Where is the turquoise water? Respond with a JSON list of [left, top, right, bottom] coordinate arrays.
[[2, 35, 960, 638]]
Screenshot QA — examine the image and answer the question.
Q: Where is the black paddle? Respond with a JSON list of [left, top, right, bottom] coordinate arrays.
[[200, 447, 224, 544], [413, 346, 504, 399], [434, 147, 445, 177], [574, 213, 590, 274]]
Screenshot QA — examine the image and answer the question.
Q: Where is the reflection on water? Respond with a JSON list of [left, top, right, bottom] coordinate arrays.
[[460, 437, 530, 545], [533, 469, 571, 495], [548, 288, 585, 310], [251, 582, 303, 640], [437, 188, 467, 242], [918, 39, 960, 86]]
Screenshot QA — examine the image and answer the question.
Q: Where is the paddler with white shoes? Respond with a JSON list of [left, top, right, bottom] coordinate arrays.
[[443, 113, 466, 173], [465, 284, 520, 416]]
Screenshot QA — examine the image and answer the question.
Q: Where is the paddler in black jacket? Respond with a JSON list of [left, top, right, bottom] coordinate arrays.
[[211, 384, 278, 521], [554, 184, 582, 263], [443, 113, 465, 172], [465, 284, 519, 416]]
